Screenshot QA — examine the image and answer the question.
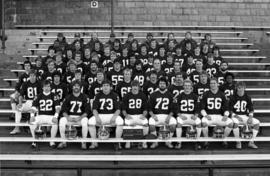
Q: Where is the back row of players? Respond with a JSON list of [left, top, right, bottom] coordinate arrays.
[[9, 59, 259, 150]]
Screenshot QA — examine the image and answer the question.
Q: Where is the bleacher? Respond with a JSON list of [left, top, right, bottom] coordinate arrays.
[[1, 26, 270, 176]]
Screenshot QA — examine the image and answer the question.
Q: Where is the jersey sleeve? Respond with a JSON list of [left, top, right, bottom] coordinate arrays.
[[113, 93, 120, 110], [247, 95, 254, 113], [32, 95, 40, 108], [61, 96, 70, 114], [121, 94, 128, 111], [19, 82, 27, 97], [141, 93, 149, 112], [92, 94, 100, 111], [221, 93, 229, 114]]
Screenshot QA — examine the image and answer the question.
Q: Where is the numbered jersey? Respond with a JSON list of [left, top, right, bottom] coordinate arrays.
[[107, 70, 124, 88], [189, 70, 201, 84], [143, 81, 158, 97], [149, 90, 175, 114], [214, 71, 226, 85], [63, 71, 75, 84], [55, 62, 67, 75], [15, 73, 30, 91], [51, 82, 68, 102], [116, 81, 132, 100], [61, 93, 90, 116], [32, 92, 60, 115], [20, 81, 42, 100], [193, 82, 210, 99], [41, 71, 55, 82], [85, 72, 97, 86], [122, 91, 148, 115], [132, 71, 146, 86], [168, 84, 184, 98], [182, 63, 196, 76], [138, 54, 149, 65], [88, 81, 102, 99], [200, 90, 229, 115], [174, 55, 185, 67], [163, 63, 174, 74], [229, 93, 254, 115], [93, 92, 120, 114], [176, 92, 200, 115], [214, 56, 223, 66], [203, 63, 219, 77], [220, 83, 236, 99]]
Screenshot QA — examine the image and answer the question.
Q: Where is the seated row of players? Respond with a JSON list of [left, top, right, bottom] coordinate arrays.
[[10, 67, 259, 150]]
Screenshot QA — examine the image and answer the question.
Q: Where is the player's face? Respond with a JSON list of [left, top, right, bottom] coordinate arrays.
[[159, 81, 167, 91], [150, 41, 156, 48], [92, 33, 98, 39], [95, 43, 100, 50], [141, 46, 147, 53], [114, 42, 120, 48], [129, 57, 136, 65], [43, 84, 51, 93], [213, 49, 219, 56], [207, 56, 214, 63], [102, 84, 111, 94], [150, 74, 157, 83], [114, 62, 121, 71], [122, 48, 128, 55], [131, 85, 139, 94], [185, 33, 191, 39], [24, 64, 31, 72], [67, 50, 73, 58], [124, 71, 131, 80], [84, 49, 91, 56], [168, 41, 174, 48], [36, 60, 42, 67], [195, 47, 200, 54], [237, 86, 245, 96], [110, 54, 117, 61], [200, 74, 208, 83], [53, 75, 60, 84], [29, 74, 36, 82], [176, 48, 182, 55], [96, 72, 104, 81], [175, 75, 183, 85], [187, 56, 193, 64], [220, 63, 228, 71], [69, 64, 76, 72], [184, 82, 192, 94], [226, 75, 233, 84], [72, 84, 81, 94], [90, 63, 98, 71], [55, 55, 62, 62], [131, 42, 137, 48], [153, 60, 161, 70], [159, 48, 165, 55], [167, 56, 173, 64], [104, 47, 110, 55], [135, 64, 142, 71], [196, 61, 203, 70], [186, 43, 191, 49], [75, 54, 81, 62], [210, 80, 218, 91], [48, 62, 55, 71], [206, 35, 211, 41], [74, 73, 82, 80], [48, 49, 55, 56], [174, 62, 181, 71], [75, 42, 81, 49]]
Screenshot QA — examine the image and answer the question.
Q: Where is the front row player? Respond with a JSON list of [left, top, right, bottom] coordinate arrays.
[[122, 80, 149, 149], [88, 80, 124, 149], [29, 80, 60, 148], [148, 77, 177, 149], [201, 78, 234, 148], [230, 81, 260, 149], [175, 79, 202, 149]]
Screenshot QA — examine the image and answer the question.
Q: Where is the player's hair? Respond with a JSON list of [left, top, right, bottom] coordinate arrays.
[[224, 72, 235, 80], [175, 72, 183, 77], [236, 81, 246, 89], [209, 77, 218, 83], [213, 46, 220, 51], [185, 31, 192, 36], [42, 80, 51, 87], [90, 60, 98, 66], [47, 45, 55, 52], [131, 80, 140, 87], [35, 56, 43, 62], [123, 68, 132, 75], [52, 71, 62, 79], [74, 69, 82, 74], [207, 53, 214, 58], [204, 33, 211, 38], [149, 70, 158, 76], [102, 79, 111, 86], [47, 60, 55, 66], [167, 53, 173, 58], [97, 68, 104, 74], [135, 59, 142, 66], [183, 79, 193, 87], [72, 80, 81, 88], [195, 59, 203, 64], [200, 70, 208, 77], [220, 60, 228, 65], [158, 77, 168, 86], [68, 60, 76, 67]]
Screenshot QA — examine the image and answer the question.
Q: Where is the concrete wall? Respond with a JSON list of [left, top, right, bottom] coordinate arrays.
[[3, 0, 270, 27]]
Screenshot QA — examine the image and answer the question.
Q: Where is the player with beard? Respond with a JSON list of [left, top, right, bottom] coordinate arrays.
[[148, 77, 176, 149], [201, 78, 233, 149], [107, 58, 124, 89], [168, 72, 184, 99], [63, 61, 77, 84], [29, 80, 60, 148], [163, 53, 175, 74], [116, 68, 132, 100], [132, 60, 146, 86], [189, 59, 204, 84], [138, 44, 149, 65], [193, 71, 210, 99], [174, 45, 185, 67], [122, 80, 149, 149], [88, 80, 123, 149], [143, 71, 158, 97], [175, 80, 201, 149], [203, 53, 219, 78], [84, 61, 98, 86], [230, 81, 260, 149], [214, 61, 229, 85], [220, 72, 236, 100], [42, 60, 56, 82], [58, 80, 90, 150], [51, 71, 68, 103]]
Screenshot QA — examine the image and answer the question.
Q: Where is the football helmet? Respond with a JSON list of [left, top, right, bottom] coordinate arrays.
[[241, 124, 253, 139], [213, 126, 224, 138], [35, 125, 46, 139], [65, 125, 77, 140], [158, 125, 170, 140], [98, 126, 110, 140], [186, 125, 197, 138]]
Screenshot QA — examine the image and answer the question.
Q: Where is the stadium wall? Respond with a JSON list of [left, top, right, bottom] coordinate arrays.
[[3, 0, 270, 27]]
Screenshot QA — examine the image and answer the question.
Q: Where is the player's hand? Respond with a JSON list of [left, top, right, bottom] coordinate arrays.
[[125, 115, 132, 120], [206, 115, 211, 120], [152, 115, 158, 122], [191, 115, 197, 120], [17, 104, 22, 110], [180, 115, 187, 120], [165, 115, 171, 124], [235, 115, 243, 122], [67, 116, 76, 122], [52, 117, 58, 124], [222, 115, 228, 122], [95, 116, 102, 126], [140, 115, 146, 120], [247, 117, 253, 124]]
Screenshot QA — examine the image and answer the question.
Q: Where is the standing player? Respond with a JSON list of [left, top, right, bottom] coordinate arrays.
[[201, 78, 234, 148], [230, 82, 260, 149], [122, 80, 149, 149], [148, 77, 176, 149], [175, 80, 202, 149], [57, 80, 90, 149], [29, 80, 60, 148], [10, 70, 42, 134], [88, 80, 124, 149]]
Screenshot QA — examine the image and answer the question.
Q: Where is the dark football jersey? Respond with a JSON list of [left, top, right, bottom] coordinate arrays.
[[214, 56, 223, 66], [55, 62, 67, 75], [193, 82, 210, 99], [203, 63, 219, 77], [68, 80, 89, 94], [51, 82, 68, 102], [32, 92, 60, 115], [34, 66, 45, 78], [20, 81, 42, 100], [174, 55, 185, 67], [229, 93, 254, 115], [63, 71, 75, 84], [132, 71, 146, 86], [100, 55, 110, 67], [107, 70, 124, 88], [122, 91, 148, 115], [88, 81, 102, 99], [214, 70, 226, 85], [163, 63, 174, 74], [15, 73, 29, 92], [104, 62, 114, 72], [149, 90, 175, 114], [143, 81, 158, 97], [182, 63, 196, 76], [189, 70, 202, 84], [148, 48, 158, 57], [76, 62, 86, 75], [61, 93, 90, 116], [200, 90, 229, 115], [41, 71, 55, 82], [193, 54, 203, 63], [176, 92, 200, 115], [84, 72, 97, 86], [143, 64, 154, 73], [220, 83, 236, 99], [157, 55, 167, 65], [120, 56, 129, 68], [168, 84, 184, 98], [138, 54, 149, 65], [83, 57, 91, 66], [93, 92, 120, 114], [146, 70, 167, 79], [116, 81, 132, 99]]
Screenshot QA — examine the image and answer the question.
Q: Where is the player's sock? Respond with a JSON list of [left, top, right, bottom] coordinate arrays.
[[233, 127, 240, 138], [196, 127, 202, 138], [29, 124, 36, 139], [59, 125, 66, 139], [252, 129, 258, 138], [224, 127, 232, 137], [143, 126, 149, 136], [15, 111, 22, 123], [202, 127, 208, 137], [116, 126, 123, 138], [11, 103, 16, 111], [51, 124, 58, 138], [81, 125, 88, 139], [176, 128, 182, 138]]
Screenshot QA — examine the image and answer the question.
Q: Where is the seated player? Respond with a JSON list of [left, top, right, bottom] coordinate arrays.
[[143, 70, 158, 97], [220, 72, 236, 100], [57, 80, 90, 150], [175, 80, 202, 149], [193, 71, 210, 99], [29, 80, 60, 148], [148, 77, 176, 149], [10, 70, 42, 134], [168, 72, 184, 99], [88, 80, 124, 149], [230, 82, 260, 149], [116, 68, 132, 100], [122, 80, 149, 149], [51, 71, 68, 103], [201, 78, 234, 149]]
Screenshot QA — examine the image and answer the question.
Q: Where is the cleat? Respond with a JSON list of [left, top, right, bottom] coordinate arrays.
[[248, 141, 258, 149], [81, 142, 87, 150], [175, 142, 182, 149], [236, 142, 242, 149], [49, 142, 56, 149], [57, 142, 67, 149], [125, 142, 131, 149], [10, 128, 21, 135], [222, 141, 228, 149], [150, 142, 158, 149], [89, 143, 98, 149], [194, 143, 201, 150], [142, 142, 148, 149], [31, 142, 37, 149]]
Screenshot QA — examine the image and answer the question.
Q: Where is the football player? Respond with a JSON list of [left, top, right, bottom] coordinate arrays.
[[167, 61, 183, 85], [88, 80, 124, 149], [146, 58, 167, 80], [189, 59, 204, 84], [203, 53, 219, 78], [42, 60, 56, 81], [193, 71, 210, 99], [230, 82, 260, 149], [201, 78, 234, 148], [163, 53, 175, 74], [10, 70, 42, 134], [51, 71, 68, 103], [63, 61, 77, 84], [148, 77, 177, 149], [29, 80, 60, 148], [132, 60, 146, 86], [168, 72, 184, 99], [122, 80, 149, 149], [88, 69, 105, 105], [116, 68, 132, 100], [182, 54, 196, 76], [213, 46, 223, 66], [55, 54, 67, 75], [106, 58, 124, 89], [57, 80, 90, 149], [220, 72, 236, 100], [174, 45, 185, 67], [143, 70, 158, 97], [214, 61, 229, 85], [175, 80, 201, 149], [84, 61, 99, 86]]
